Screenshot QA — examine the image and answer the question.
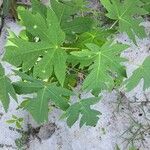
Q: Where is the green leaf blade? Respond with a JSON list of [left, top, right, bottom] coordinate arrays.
[[125, 56, 150, 91], [3, 7, 67, 85], [63, 97, 101, 127], [100, 0, 148, 43], [0, 64, 17, 112], [14, 72, 72, 124], [72, 41, 128, 95]]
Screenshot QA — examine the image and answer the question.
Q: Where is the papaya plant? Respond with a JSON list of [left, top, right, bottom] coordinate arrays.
[[0, 0, 150, 127]]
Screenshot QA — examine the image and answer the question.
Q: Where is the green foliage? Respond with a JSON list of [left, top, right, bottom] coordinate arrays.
[[13, 71, 72, 124], [62, 97, 101, 127], [71, 41, 128, 95], [6, 115, 23, 129], [4, 8, 67, 86], [0, 64, 17, 111], [141, 0, 150, 12], [100, 0, 148, 43], [0, 0, 150, 128], [15, 132, 28, 150], [68, 28, 115, 69], [46, 0, 93, 38], [125, 56, 150, 91]]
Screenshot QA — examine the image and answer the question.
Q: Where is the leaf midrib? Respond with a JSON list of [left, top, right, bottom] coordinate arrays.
[[96, 53, 102, 83], [39, 87, 47, 119], [18, 45, 54, 55], [114, 1, 135, 25], [118, 1, 135, 19]]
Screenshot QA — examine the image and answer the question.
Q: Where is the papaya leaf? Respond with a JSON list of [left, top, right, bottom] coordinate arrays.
[[68, 29, 114, 68], [13, 71, 73, 124], [51, 0, 94, 35], [100, 0, 148, 43], [71, 41, 128, 95], [63, 97, 101, 127], [0, 64, 17, 112], [61, 17, 93, 34], [3, 8, 67, 86], [125, 56, 150, 91]]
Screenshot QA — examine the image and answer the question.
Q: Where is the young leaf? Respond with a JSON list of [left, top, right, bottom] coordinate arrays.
[[13, 71, 72, 123], [3, 8, 67, 86], [71, 41, 128, 95], [12, 115, 18, 119], [0, 64, 17, 112], [6, 119, 16, 124], [63, 97, 101, 127], [125, 56, 150, 91], [16, 121, 22, 129], [100, 0, 148, 43]]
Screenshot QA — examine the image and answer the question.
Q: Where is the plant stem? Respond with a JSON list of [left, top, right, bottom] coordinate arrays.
[[61, 47, 80, 50], [109, 20, 118, 29]]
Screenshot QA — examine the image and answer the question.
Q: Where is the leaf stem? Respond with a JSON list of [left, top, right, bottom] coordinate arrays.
[[61, 47, 80, 50], [109, 20, 118, 29]]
